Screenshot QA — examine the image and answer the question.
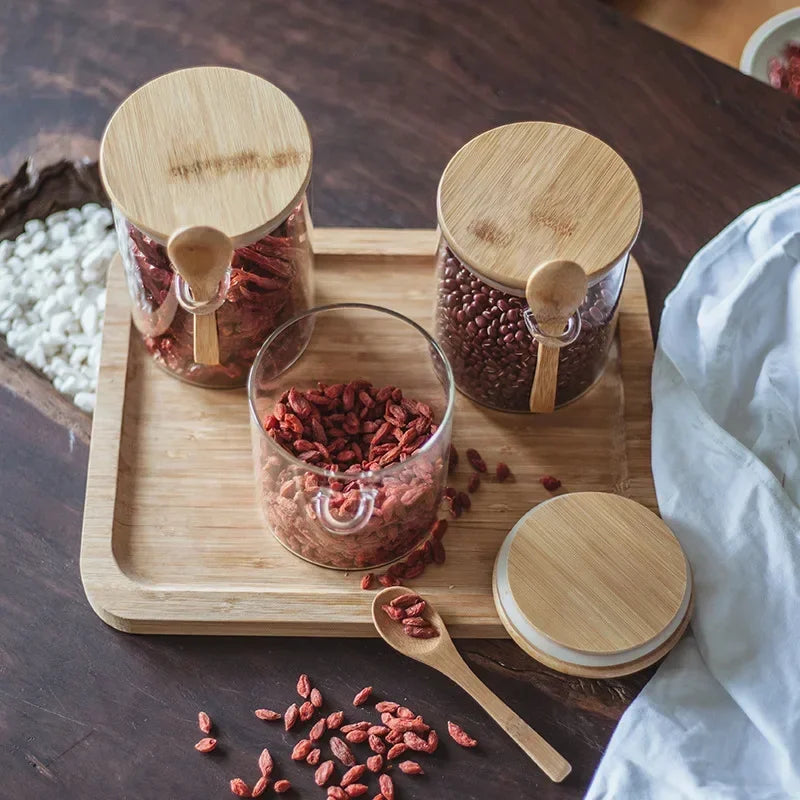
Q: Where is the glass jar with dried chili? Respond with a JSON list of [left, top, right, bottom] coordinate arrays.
[[100, 67, 314, 387], [434, 122, 642, 412]]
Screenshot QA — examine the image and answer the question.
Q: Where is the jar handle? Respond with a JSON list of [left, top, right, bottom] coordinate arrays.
[[312, 486, 377, 535], [525, 260, 588, 414]]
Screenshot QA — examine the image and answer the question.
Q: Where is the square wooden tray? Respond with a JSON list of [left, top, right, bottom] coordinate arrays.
[[80, 228, 655, 636]]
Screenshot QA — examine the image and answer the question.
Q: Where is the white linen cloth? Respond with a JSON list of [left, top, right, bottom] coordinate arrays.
[[586, 186, 800, 800]]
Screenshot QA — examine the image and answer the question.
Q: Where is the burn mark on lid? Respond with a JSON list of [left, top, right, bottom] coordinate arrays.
[[169, 148, 305, 179], [529, 209, 576, 238], [468, 218, 513, 246]]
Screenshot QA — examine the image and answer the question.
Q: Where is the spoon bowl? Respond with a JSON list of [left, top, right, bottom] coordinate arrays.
[[371, 586, 572, 783]]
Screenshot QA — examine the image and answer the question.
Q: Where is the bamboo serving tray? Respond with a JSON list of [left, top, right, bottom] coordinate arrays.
[[80, 228, 655, 637]]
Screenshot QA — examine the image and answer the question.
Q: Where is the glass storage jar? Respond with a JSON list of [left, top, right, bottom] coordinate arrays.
[[100, 66, 313, 387], [435, 122, 642, 412], [248, 304, 454, 570]]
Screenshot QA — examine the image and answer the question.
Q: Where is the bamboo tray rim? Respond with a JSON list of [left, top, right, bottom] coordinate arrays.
[[79, 228, 655, 637]]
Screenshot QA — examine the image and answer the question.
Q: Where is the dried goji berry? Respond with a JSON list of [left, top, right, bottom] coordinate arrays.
[[255, 708, 282, 721], [360, 573, 374, 590], [448, 444, 459, 469], [368, 734, 386, 753], [367, 754, 383, 772], [540, 474, 562, 491], [345, 784, 368, 797], [292, 739, 313, 760], [466, 448, 487, 472], [496, 462, 511, 482], [258, 748, 273, 777], [251, 776, 269, 797], [341, 764, 367, 786], [307, 748, 321, 765], [457, 490, 471, 511], [399, 760, 424, 774], [467, 473, 480, 492], [386, 742, 407, 759], [352, 686, 372, 706], [315, 760, 335, 786], [367, 725, 389, 736], [341, 722, 369, 733], [197, 711, 212, 734], [330, 736, 356, 766], [377, 573, 400, 587], [327, 710, 345, 729], [328, 787, 347, 800], [297, 673, 311, 698], [390, 593, 421, 608], [299, 700, 314, 720], [447, 720, 478, 747], [346, 729, 368, 744], [284, 703, 299, 731], [230, 778, 251, 797], [375, 701, 399, 713], [405, 600, 426, 616], [396, 707, 414, 719], [378, 774, 395, 800], [310, 717, 327, 741], [274, 779, 291, 793], [311, 687, 324, 708], [194, 737, 216, 753]]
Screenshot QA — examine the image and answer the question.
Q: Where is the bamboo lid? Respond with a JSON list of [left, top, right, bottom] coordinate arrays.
[[437, 122, 642, 289], [492, 493, 692, 678], [100, 66, 312, 246]]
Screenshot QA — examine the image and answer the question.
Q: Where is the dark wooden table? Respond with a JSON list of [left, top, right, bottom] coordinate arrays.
[[2, 1, 800, 797]]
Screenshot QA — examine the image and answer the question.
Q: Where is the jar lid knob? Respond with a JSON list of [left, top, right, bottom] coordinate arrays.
[[167, 225, 234, 365], [526, 260, 588, 413]]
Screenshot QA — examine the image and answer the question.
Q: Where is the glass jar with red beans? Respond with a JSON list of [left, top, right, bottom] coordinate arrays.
[[100, 67, 314, 388], [435, 122, 642, 412]]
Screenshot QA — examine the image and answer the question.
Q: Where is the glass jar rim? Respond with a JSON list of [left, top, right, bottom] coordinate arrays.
[[247, 302, 456, 481]]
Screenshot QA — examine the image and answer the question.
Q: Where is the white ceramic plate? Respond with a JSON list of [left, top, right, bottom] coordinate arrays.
[[741, 7, 800, 83]]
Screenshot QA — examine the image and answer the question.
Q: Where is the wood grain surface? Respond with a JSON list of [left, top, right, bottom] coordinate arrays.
[[81, 237, 653, 637], [2, 0, 800, 797]]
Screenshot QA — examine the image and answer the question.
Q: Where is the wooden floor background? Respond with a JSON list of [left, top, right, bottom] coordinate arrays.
[[619, 0, 797, 67]]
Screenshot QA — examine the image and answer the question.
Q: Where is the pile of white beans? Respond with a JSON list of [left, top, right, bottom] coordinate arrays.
[[0, 203, 117, 413]]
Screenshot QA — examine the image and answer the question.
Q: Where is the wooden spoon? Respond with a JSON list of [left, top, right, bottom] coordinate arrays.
[[371, 585, 572, 783], [167, 225, 234, 366], [526, 259, 588, 413]]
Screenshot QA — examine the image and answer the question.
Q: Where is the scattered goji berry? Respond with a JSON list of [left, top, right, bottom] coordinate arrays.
[[360, 573, 374, 590], [341, 764, 367, 786], [194, 737, 216, 753], [310, 687, 324, 708], [284, 703, 299, 731], [540, 474, 562, 491], [466, 448, 487, 472], [496, 462, 511, 482], [230, 778, 251, 797], [254, 708, 282, 721], [274, 779, 291, 793], [258, 748, 273, 777], [197, 711, 212, 734], [352, 686, 373, 706], [447, 720, 478, 747], [399, 760, 424, 774], [315, 760, 335, 786]]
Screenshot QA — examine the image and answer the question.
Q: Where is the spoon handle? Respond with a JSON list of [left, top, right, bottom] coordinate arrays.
[[449, 657, 571, 782], [193, 314, 220, 365], [529, 329, 561, 412]]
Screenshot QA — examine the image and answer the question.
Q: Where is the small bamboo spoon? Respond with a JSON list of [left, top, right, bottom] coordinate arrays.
[[167, 225, 234, 366], [371, 586, 572, 783], [527, 259, 588, 413]]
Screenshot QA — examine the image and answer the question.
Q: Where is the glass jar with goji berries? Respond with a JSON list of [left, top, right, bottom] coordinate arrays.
[[100, 66, 314, 387], [435, 122, 642, 412], [248, 304, 455, 570]]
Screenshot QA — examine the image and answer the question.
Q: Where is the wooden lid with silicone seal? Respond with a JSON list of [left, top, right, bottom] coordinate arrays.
[[492, 492, 693, 678]]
